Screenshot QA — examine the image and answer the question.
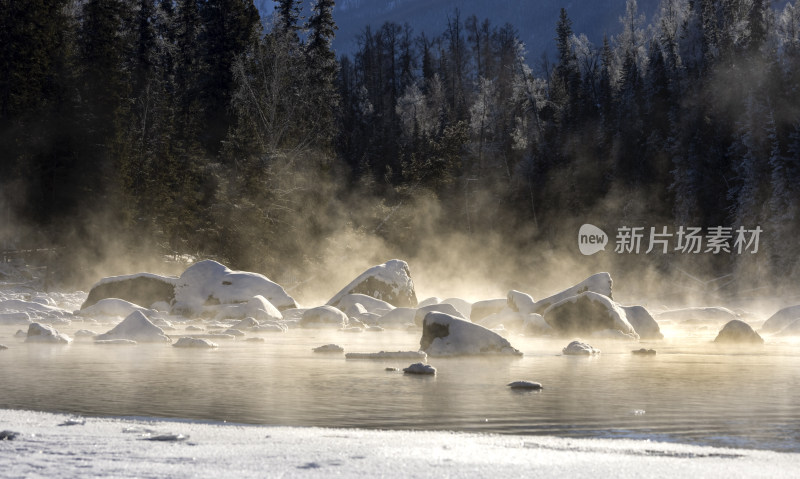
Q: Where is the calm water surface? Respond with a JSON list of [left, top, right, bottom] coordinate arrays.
[[2, 323, 799, 452]]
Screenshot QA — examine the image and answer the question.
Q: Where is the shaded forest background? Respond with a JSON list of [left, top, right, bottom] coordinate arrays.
[[2, 0, 799, 302]]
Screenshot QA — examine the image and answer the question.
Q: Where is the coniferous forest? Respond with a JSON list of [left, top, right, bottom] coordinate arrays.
[[2, 0, 800, 297]]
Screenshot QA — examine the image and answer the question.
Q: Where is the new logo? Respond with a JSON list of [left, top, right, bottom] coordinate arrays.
[[578, 224, 608, 255]]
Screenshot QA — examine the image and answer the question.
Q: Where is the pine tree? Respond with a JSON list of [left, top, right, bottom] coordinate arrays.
[[305, 0, 339, 148]]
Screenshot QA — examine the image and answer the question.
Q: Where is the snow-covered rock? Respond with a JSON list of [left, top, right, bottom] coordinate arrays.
[[622, 305, 663, 340], [761, 305, 800, 334], [562, 340, 600, 355], [714, 320, 764, 344], [476, 308, 523, 330], [313, 344, 344, 353], [543, 292, 637, 338], [94, 311, 171, 343], [345, 351, 427, 360], [0, 299, 72, 323], [0, 344, 7, 350], [251, 322, 287, 333], [245, 295, 283, 322], [417, 297, 441, 308], [337, 294, 395, 316], [420, 312, 522, 357], [507, 290, 536, 315], [173, 337, 218, 348], [403, 362, 436, 375], [532, 272, 613, 314], [375, 307, 417, 329], [172, 260, 297, 316], [25, 323, 72, 344], [441, 298, 472, 319], [231, 317, 259, 331], [413, 303, 466, 327], [78, 298, 155, 319], [299, 306, 349, 329], [469, 298, 507, 322], [74, 329, 98, 339], [81, 273, 177, 310], [522, 313, 553, 336], [0, 312, 31, 325], [327, 260, 418, 308]]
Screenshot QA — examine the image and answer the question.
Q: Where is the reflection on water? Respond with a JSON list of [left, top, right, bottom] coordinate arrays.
[[2, 325, 799, 452]]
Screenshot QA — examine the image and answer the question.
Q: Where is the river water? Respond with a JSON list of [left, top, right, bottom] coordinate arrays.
[[2, 321, 799, 452]]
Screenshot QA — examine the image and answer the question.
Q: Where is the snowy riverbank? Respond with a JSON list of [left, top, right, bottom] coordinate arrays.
[[2, 409, 799, 478]]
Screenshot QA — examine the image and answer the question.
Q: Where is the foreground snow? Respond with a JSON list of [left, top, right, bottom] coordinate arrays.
[[1, 409, 798, 478]]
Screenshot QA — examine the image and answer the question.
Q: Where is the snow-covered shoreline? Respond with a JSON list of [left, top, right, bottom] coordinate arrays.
[[2, 408, 799, 478]]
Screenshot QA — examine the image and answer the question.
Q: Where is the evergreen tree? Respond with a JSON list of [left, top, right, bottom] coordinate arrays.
[[305, 0, 339, 148]]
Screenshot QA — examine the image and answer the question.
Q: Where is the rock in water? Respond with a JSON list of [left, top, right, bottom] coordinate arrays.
[[622, 305, 664, 340], [531, 273, 613, 314], [25, 323, 72, 344], [507, 381, 543, 390], [714, 320, 764, 344], [327, 260, 418, 308], [761, 305, 800, 334], [403, 363, 436, 375], [562, 340, 600, 355], [543, 292, 637, 338], [337, 294, 395, 315], [299, 306, 349, 329], [469, 299, 507, 322], [441, 298, 472, 319], [413, 303, 467, 327], [507, 290, 536, 315], [173, 337, 218, 348], [94, 311, 171, 343], [172, 260, 297, 316], [632, 348, 657, 355], [81, 273, 177, 309], [420, 312, 522, 357], [313, 344, 344, 353]]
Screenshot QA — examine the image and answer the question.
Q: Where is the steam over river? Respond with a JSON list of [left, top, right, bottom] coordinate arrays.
[[2, 324, 799, 452]]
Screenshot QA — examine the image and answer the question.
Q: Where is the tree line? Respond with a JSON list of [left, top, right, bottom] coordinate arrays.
[[2, 0, 799, 288]]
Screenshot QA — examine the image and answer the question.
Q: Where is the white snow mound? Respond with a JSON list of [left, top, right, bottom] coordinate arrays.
[[94, 311, 171, 343]]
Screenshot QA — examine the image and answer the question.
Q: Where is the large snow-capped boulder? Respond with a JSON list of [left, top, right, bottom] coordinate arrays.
[[327, 260, 418, 308], [336, 294, 395, 316], [94, 311, 171, 343], [469, 298, 507, 322], [420, 312, 522, 357], [413, 303, 467, 327], [0, 312, 31, 325], [532, 273, 613, 314], [78, 298, 156, 319], [25, 323, 72, 344], [80, 273, 177, 309], [172, 260, 297, 316], [543, 292, 637, 338], [299, 306, 349, 329], [761, 305, 800, 334], [714, 320, 764, 344], [622, 305, 664, 340]]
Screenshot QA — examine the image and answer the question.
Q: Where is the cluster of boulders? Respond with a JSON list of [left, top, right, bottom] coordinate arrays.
[[7, 257, 798, 351]]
